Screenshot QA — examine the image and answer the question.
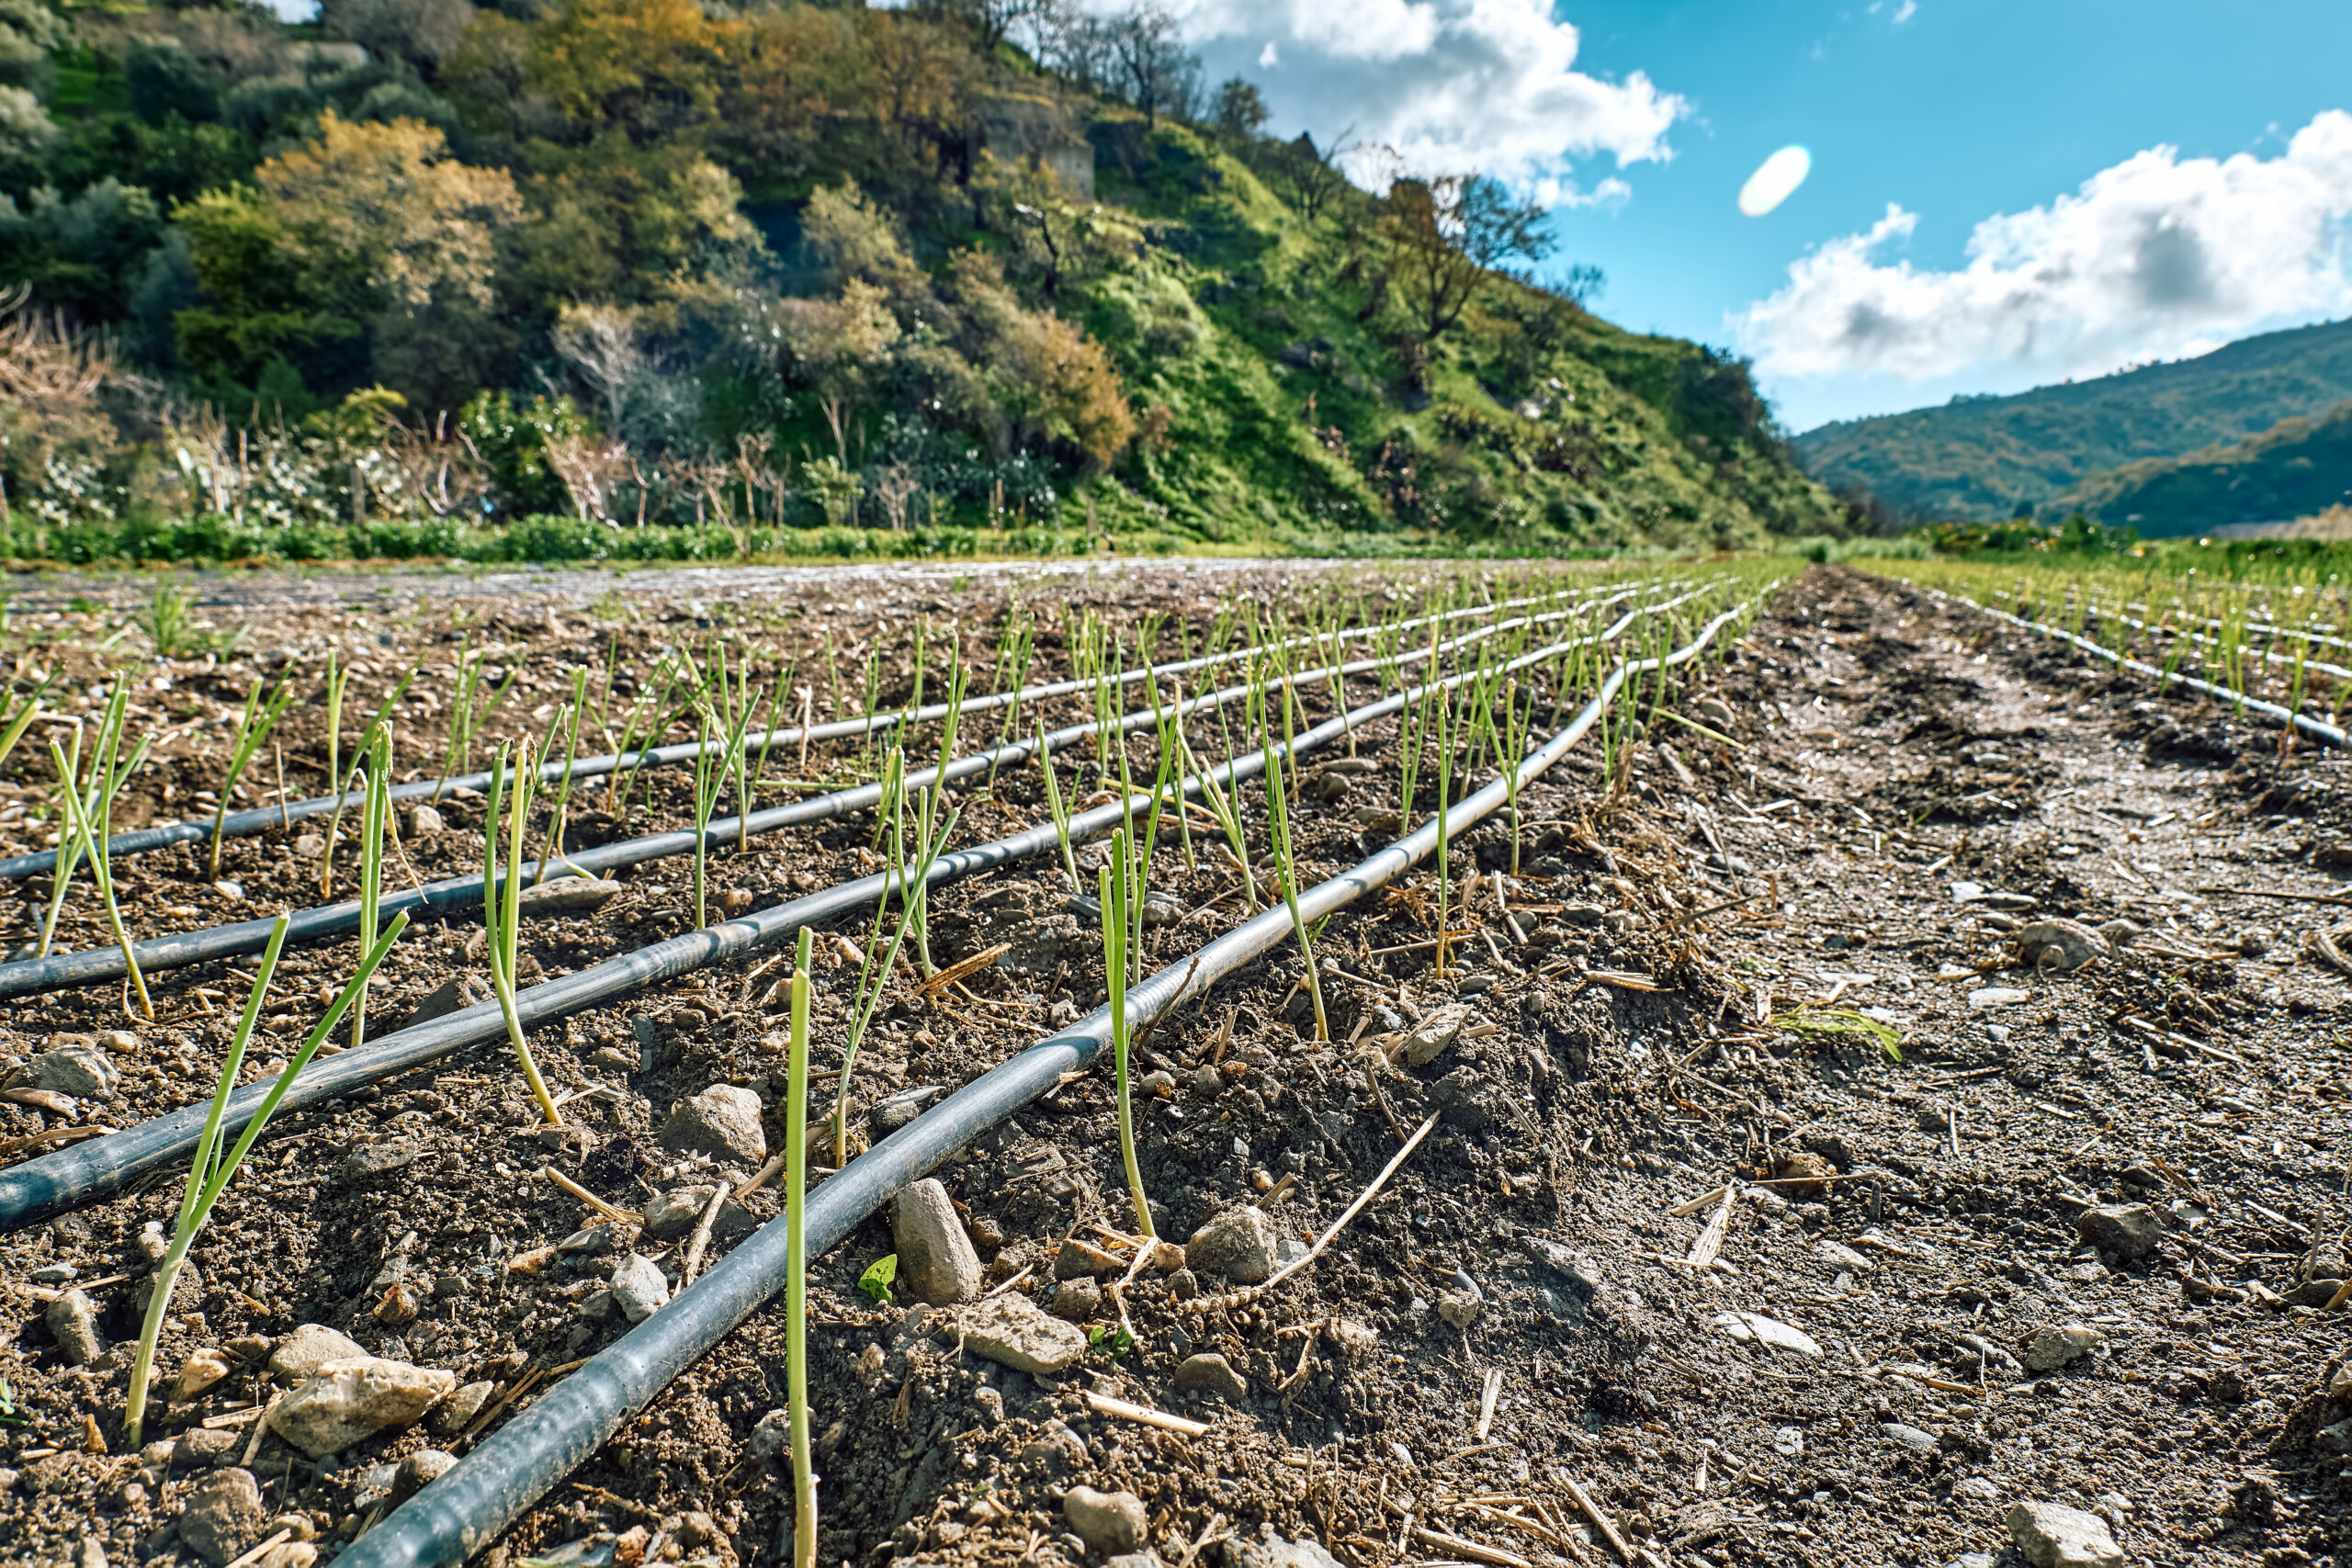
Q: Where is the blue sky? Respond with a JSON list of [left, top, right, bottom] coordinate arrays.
[[1175, 0, 2352, 432]]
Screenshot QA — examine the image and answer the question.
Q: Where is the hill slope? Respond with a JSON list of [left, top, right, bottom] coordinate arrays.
[[2051, 400, 2352, 536], [1791, 317, 2352, 521]]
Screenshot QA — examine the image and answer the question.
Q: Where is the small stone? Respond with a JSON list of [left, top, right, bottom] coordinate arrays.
[[29, 1262, 77, 1284], [292, 834, 326, 859], [1064, 1486, 1148, 1555], [557, 1224, 616, 1254], [269, 1357, 457, 1458], [2315, 1417, 2352, 1455], [1712, 1310, 1824, 1357], [427, 1381, 494, 1437], [870, 1084, 944, 1133], [1166, 1268, 1198, 1302], [175, 1348, 233, 1402], [1186, 1206, 1279, 1284], [390, 1449, 457, 1504], [661, 1084, 767, 1165], [397, 976, 490, 1031], [32, 1041, 119, 1099], [1968, 987, 2030, 1011], [1055, 1238, 1122, 1280], [212, 880, 244, 901], [1436, 1292, 1482, 1329], [609, 1254, 670, 1323], [2098, 918, 2142, 946], [45, 1289, 105, 1366], [1693, 697, 1736, 728], [1880, 1422, 1938, 1451], [74, 1534, 107, 1568], [335, 1141, 424, 1185], [639, 1187, 753, 1244], [1174, 1353, 1249, 1402], [590, 1046, 638, 1073], [1400, 1004, 1476, 1066], [1233, 1534, 1348, 1568], [176, 1467, 266, 1566], [269, 1325, 368, 1380], [255, 1545, 317, 1568], [1047, 1278, 1102, 1322], [2237, 927, 2274, 957], [174, 1428, 239, 1468], [515, 877, 625, 917], [2024, 1323, 2104, 1373], [2006, 1500, 2124, 1568], [961, 1293, 1090, 1375], [891, 1179, 984, 1306], [1558, 902, 1607, 927], [2015, 919, 2110, 972], [2076, 1203, 2165, 1262], [406, 805, 444, 835]]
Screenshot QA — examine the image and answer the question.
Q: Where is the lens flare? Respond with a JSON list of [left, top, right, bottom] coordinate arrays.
[[1738, 145, 1812, 217]]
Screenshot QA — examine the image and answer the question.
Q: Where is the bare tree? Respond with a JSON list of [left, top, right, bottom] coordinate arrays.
[[549, 303, 648, 433], [542, 433, 630, 523]]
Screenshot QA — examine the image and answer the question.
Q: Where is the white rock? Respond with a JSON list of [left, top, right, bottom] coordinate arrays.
[[2006, 1500, 2123, 1568], [269, 1357, 456, 1457], [891, 1179, 983, 1306], [1711, 1310, 1822, 1357], [269, 1324, 368, 1381], [32, 1042, 119, 1099], [406, 805, 444, 835], [1186, 1206, 1279, 1283], [1968, 987, 2030, 1011], [427, 1380, 495, 1436], [1399, 1004, 1476, 1066], [609, 1253, 670, 1323], [515, 877, 625, 916], [292, 834, 326, 859]]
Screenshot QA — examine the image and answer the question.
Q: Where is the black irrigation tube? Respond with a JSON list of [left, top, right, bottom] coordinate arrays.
[[0, 580, 1729, 1233], [0, 577, 1657, 883], [339, 587, 1770, 1568], [1939, 591, 2351, 748], [0, 581, 1711, 1000]]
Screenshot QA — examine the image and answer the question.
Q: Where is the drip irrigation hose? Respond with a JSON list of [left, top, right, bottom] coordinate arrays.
[[2025, 594, 2352, 685], [0, 577, 1665, 883], [0, 581, 1736, 1233], [1939, 592, 2350, 748], [0, 583, 1713, 1000], [338, 586, 1770, 1568]]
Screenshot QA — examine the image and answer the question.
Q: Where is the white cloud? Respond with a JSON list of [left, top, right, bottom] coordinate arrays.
[[1161, 0, 1685, 187], [1258, 40, 1278, 67], [1736, 109, 2352, 384], [1893, 0, 1917, 23]]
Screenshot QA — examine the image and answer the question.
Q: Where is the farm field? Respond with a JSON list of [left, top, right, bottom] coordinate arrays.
[[0, 556, 2348, 1568]]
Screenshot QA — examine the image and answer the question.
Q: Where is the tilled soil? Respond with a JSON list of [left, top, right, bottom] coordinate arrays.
[[4, 562, 2350, 1568]]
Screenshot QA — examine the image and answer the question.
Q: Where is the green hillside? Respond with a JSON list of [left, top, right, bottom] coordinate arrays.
[[2052, 400, 2352, 536], [1792, 317, 2352, 522], [0, 0, 1837, 559]]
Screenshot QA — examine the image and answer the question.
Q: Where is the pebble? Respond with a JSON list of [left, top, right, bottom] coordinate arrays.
[[2098, 917, 2142, 946], [1967, 987, 2030, 1011], [1693, 697, 1736, 728], [292, 833, 326, 858], [2024, 1324, 2103, 1372], [640, 1187, 752, 1244], [871, 1084, 944, 1132], [397, 976, 490, 1031], [176, 1467, 266, 1567], [1234, 1534, 1350, 1568], [891, 1179, 984, 1305], [270, 1357, 458, 1458], [175, 1348, 232, 1402], [31, 1041, 119, 1099], [1173, 1352, 1249, 1402], [1880, 1422, 1938, 1452], [269, 1325, 368, 1380], [557, 1224, 616, 1254], [961, 1293, 1090, 1374], [427, 1380, 495, 1437], [390, 1449, 457, 1503], [2075, 1203, 2165, 1262], [1711, 1310, 1823, 1357], [515, 877, 626, 916], [1436, 1292, 1482, 1329], [1047, 1278, 1102, 1322], [2006, 1499, 2123, 1568], [406, 805, 444, 835], [661, 1084, 767, 1165], [2015, 918, 2111, 972], [44, 1289, 105, 1366], [29, 1262, 76, 1284], [1185, 1206, 1279, 1284], [1399, 1004, 1476, 1066], [175, 1427, 239, 1467], [1055, 1238, 1123, 1280], [336, 1141, 424, 1185], [590, 1046, 639, 1073], [609, 1254, 670, 1323], [212, 880, 243, 901], [1063, 1486, 1148, 1555]]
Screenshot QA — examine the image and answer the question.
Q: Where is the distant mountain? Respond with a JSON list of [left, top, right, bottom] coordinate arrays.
[[2051, 400, 2352, 536], [1790, 318, 2352, 520]]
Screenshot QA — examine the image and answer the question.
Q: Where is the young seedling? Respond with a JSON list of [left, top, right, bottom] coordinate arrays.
[[122, 904, 408, 1448], [481, 738, 564, 1126], [347, 730, 392, 1052], [1431, 681, 1461, 976], [534, 672, 589, 885], [1498, 678, 1532, 874], [1037, 728, 1082, 894], [209, 673, 296, 878], [1258, 703, 1328, 1040], [1098, 828, 1154, 1236], [690, 711, 724, 929], [48, 690, 153, 1016], [831, 786, 956, 1166], [320, 663, 417, 898], [784, 924, 818, 1568]]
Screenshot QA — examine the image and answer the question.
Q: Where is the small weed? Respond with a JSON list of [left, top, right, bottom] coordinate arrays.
[[856, 1255, 898, 1305]]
